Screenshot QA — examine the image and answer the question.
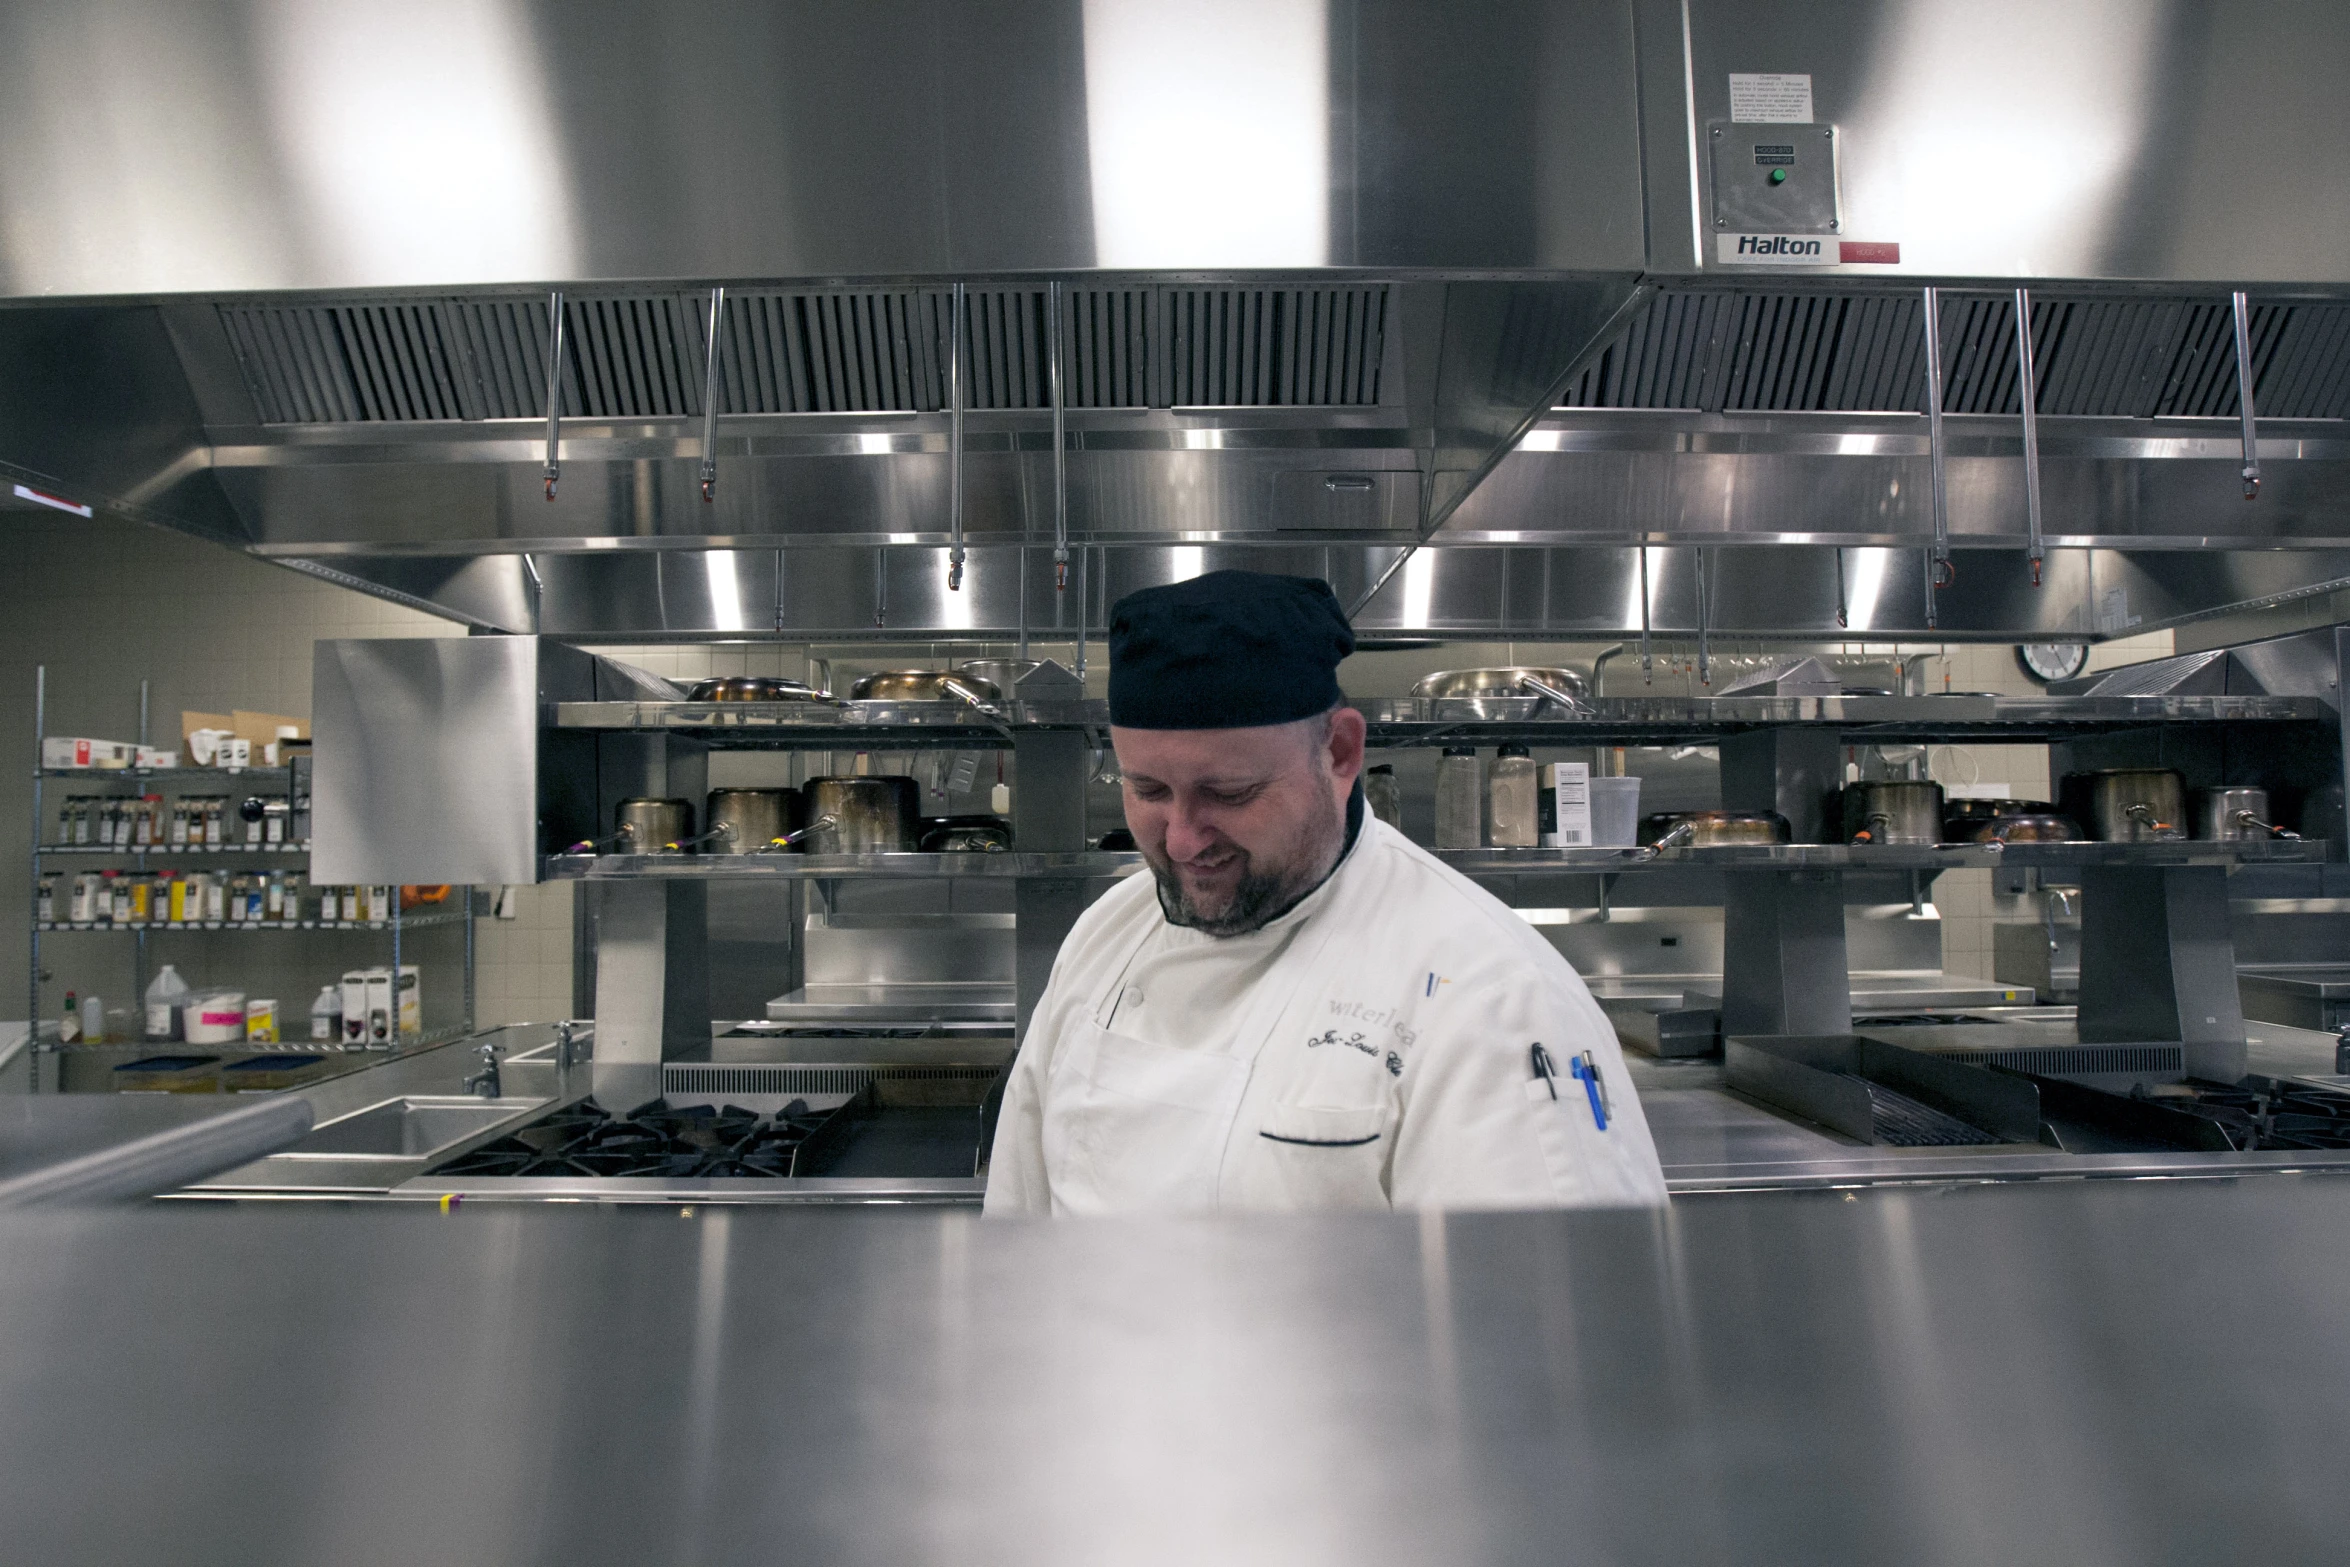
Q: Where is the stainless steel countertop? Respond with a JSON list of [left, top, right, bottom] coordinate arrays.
[[8, 1181, 2350, 1563]]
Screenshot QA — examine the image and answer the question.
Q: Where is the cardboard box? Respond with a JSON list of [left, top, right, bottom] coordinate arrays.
[[181, 711, 233, 747], [340, 970, 371, 1047], [233, 710, 309, 746], [42, 737, 134, 769]]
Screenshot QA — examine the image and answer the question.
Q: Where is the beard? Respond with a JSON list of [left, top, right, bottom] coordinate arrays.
[[1145, 787, 1347, 938]]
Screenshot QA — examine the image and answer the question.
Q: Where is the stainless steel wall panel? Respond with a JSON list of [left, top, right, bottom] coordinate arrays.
[[311, 636, 591, 885], [1663, 0, 2350, 283], [0, 0, 1645, 297]]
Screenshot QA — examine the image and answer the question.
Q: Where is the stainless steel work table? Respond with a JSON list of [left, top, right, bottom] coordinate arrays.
[[5, 1179, 2348, 1564]]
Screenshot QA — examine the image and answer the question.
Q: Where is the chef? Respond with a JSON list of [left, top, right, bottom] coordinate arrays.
[[984, 569, 1668, 1215]]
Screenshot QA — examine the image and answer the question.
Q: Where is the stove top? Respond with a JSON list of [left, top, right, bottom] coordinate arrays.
[[433, 1096, 848, 1179], [2125, 1076, 2350, 1153]]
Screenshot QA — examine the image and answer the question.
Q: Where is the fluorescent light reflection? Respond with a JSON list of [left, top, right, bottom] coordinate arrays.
[[1083, 0, 1329, 266], [1622, 547, 1659, 632], [1402, 550, 1436, 628], [257, 0, 574, 284], [1845, 548, 1891, 630], [1856, 0, 2160, 275], [703, 552, 746, 633], [1169, 547, 1206, 582]]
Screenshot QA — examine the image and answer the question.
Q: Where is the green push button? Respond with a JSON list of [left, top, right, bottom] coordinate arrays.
[[1768, 167, 1788, 185]]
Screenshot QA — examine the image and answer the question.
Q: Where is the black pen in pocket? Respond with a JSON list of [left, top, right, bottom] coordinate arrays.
[[1530, 1042, 1559, 1099]]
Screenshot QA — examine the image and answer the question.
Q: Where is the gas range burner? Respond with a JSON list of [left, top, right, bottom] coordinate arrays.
[[2126, 1077, 2350, 1153], [434, 1096, 846, 1179]]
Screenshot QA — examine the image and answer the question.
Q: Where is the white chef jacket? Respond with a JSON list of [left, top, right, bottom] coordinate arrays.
[[984, 814, 1669, 1214]]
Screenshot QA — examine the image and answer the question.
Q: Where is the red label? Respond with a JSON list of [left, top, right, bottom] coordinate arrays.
[[1839, 241, 1901, 265]]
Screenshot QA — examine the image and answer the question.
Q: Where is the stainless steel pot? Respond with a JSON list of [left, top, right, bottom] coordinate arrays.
[[848, 670, 1002, 706], [707, 788, 802, 853], [1942, 797, 2026, 837], [1846, 780, 1945, 845], [686, 676, 827, 702], [2068, 768, 2186, 842], [802, 777, 920, 852], [919, 814, 1012, 852], [2199, 786, 2292, 841], [1411, 667, 1589, 717], [614, 798, 693, 854], [1642, 811, 1790, 848], [1971, 813, 2083, 843], [956, 659, 1042, 696]]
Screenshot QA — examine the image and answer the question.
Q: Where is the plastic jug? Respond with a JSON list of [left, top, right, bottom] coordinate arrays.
[[310, 985, 342, 1045], [145, 964, 193, 1042]]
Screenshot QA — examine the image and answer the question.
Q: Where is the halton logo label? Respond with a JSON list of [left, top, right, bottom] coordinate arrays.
[[1719, 234, 1902, 266]]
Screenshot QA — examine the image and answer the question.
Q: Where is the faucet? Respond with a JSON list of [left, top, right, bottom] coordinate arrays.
[[463, 1042, 502, 1099]]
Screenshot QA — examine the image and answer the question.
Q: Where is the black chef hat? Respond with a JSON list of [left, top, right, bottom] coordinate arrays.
[[1108, 570, 1355, 729]]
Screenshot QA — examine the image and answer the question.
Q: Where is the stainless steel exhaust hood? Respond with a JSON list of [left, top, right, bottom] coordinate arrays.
[[7, 0, 2350, 641]]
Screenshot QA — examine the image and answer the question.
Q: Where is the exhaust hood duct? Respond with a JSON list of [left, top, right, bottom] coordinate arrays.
[[10, 0, 2350, 641]]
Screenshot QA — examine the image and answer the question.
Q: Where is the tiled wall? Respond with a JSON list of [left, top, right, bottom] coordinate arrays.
[[0, 513, 572, 1035]]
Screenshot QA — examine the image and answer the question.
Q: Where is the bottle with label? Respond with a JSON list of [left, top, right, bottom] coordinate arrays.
[[165, 872, 186, 923], [129, 875, 151, 924], [101, 870, 124, 924], [145, 964, 192, 1042], [80, 993, 104, 1045], [201, 873, 226, 924], [340, 885, 360, 924], [310, 984, 342, 1044], [1435, 747, 1484, 849], [1487, 743, 1539, 848], [169, 801, 190, 847], [59, 990, 80, 1045], [36, 875, 54, 923]]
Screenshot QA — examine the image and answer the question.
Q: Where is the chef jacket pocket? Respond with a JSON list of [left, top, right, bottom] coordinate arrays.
[[1259, 1102, 1387, 1147], [1523, 1075, 1665, 1208], [1042, 1027, 1248, 1213], [1252, 1101, 1393, 1209]]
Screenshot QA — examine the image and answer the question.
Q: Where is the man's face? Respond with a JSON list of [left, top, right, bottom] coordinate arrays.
[[1112, 707, 1368, 937]]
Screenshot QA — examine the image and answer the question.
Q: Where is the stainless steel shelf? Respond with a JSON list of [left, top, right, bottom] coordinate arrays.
[[36, 842, 313, 857], [541, 840, 2323, 881], [549, 692, 2333, 748], [544, 851, 1145, 880], [40, 765, 302, 782], [36, 911, 473, 934]]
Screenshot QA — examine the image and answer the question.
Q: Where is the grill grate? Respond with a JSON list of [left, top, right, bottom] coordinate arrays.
[[1564, 289, 2350, 421], [222, 283, 1389, 424]]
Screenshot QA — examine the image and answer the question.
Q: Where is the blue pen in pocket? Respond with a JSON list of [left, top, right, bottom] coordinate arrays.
[[1570, 1051, 1609, 1131]]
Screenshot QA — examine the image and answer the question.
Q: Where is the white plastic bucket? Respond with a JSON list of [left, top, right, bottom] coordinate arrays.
[[184, 992, 249, 1045]]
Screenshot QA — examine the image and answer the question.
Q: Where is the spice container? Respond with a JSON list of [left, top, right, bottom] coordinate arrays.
[[1540, 762, 1593, 847], [1435, 747, 1483, 849], [1364, 764, 1404, 831], [1488, 744, 1539, 847]]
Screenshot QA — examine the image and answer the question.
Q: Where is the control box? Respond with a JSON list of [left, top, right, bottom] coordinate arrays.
[[1709, 121, 1842, 236]]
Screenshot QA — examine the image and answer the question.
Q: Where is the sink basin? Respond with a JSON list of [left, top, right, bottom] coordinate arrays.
[[283, 1096, 546, 1159]]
